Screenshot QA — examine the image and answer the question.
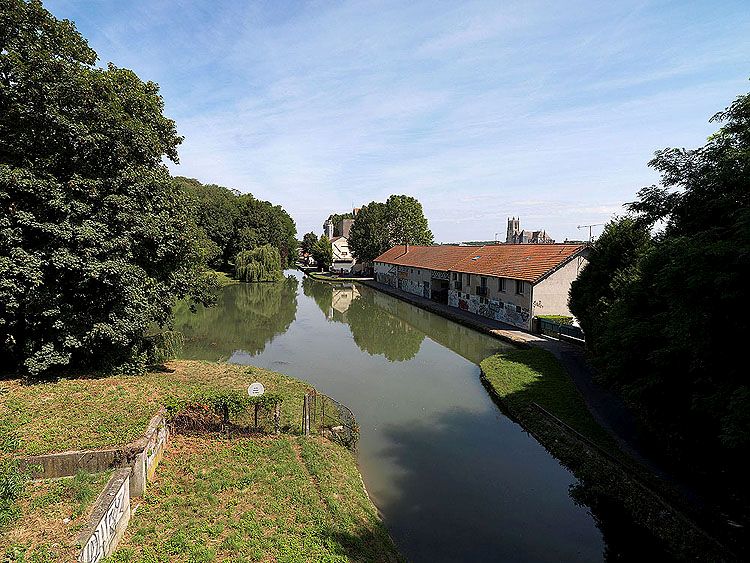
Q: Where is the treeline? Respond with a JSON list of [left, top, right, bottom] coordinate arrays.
[[0, 1, 294, 377], [176, 177, 296, 272], [570, 90, 750, 517]]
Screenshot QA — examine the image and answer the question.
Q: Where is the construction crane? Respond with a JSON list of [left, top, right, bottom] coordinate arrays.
[[577, 223, 604, 242]]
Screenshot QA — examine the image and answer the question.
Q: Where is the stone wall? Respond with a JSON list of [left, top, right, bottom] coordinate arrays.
[[448, 289, 530, 329]]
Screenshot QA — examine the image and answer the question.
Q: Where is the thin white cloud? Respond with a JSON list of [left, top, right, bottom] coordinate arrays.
[[46, 0, 750, 241]]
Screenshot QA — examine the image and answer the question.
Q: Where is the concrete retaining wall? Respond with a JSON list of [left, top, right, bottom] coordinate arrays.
[[77, 468, 131, 563], [20, 409, 169, 498]]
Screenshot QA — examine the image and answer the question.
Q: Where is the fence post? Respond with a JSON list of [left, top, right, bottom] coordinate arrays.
[[303, 394, 310, 436]]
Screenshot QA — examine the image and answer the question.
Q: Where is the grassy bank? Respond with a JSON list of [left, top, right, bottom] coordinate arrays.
[[1, 471, 110, 562], [305, 271, 369, 283], [0, 361, 310, 455], [211, 270, 240, 287], [479, 348, 731, 560], [480, 348, 616, 452], [1, 361, 400, 562], [105, 434, 400, 562]]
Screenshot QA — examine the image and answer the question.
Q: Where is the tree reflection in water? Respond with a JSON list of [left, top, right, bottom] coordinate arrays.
[[173, 275, 298, 360], [346, 289, 425, 362]]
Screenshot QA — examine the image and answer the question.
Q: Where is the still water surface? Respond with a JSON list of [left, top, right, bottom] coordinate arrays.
[[174, 271, 604, 562]]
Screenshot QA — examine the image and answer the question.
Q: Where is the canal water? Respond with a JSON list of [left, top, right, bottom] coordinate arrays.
[[174, 271, 605, 562]]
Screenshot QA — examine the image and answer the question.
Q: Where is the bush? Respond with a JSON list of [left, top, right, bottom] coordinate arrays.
[[235, 245, 283, 282]]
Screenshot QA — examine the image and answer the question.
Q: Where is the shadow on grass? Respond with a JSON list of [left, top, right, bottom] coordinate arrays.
[[322, 525, 403, 563]]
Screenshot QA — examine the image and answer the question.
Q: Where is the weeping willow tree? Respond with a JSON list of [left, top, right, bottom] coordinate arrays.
[[235, 245, 283, 282]]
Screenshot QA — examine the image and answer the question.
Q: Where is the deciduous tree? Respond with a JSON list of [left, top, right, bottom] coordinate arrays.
[[0, 0, 213, 376], [349, 196, 433, 263]]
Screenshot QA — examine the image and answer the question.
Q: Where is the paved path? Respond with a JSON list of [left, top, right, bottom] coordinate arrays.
[[359, 280, 663, 475]]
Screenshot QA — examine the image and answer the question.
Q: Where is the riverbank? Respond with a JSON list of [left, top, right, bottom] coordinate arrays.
[[105, 434, 400, 562], [358, 278, 737, 559], [304, 270, 373, 283], [479, 351, 734, 561], [1, 471, 111, 562], [0, 361, 400, 562]]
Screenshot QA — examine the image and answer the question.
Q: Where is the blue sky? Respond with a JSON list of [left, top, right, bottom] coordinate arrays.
[[47, 0, 749, 242]]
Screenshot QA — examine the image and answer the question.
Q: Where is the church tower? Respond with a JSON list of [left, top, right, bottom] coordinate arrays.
[[506, 217, 520, 243]]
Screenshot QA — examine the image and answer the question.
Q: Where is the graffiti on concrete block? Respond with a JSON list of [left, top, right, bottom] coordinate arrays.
[[448, 289, 459, 307], [79, 476, 130, 563]]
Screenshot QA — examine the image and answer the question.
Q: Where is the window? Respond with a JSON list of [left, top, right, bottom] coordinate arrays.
[[516, 280, 524, 295], [480, 277, 487, 288], [499, 278, 506, 292]]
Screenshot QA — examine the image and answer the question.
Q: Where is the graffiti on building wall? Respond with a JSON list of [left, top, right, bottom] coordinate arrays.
[[79, 476, 130, 563], [376, 273, 398, 288], [447, 290, 529, 328], [398, 278, 423, 298]]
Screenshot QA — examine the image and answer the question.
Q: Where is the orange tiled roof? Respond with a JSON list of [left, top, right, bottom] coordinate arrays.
[[374, 244, 586, 283], [374, 245, 475, 272]]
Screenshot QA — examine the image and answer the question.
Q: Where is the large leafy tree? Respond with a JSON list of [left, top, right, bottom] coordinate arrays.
[[569, 90, 750, 514], [301, 232, 318, 255], [349, 195, 433, 263], [348, 201, 389, 264], [0, 0, 213, 376], [176, 177, 297, 269], [312, 235, 333, 270]]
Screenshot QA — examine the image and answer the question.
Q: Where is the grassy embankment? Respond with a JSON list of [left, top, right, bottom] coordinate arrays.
[[1, 472, 111, 562], [0, 361, 400, 562], [211, 270, 240, 287], [480, 348, 616, 452], [480, 348, 729, 560]]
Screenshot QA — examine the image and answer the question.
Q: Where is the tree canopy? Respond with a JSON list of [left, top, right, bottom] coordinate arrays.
[[349, 195, 433, 263], [301, 232, 318, 256], [175, 177, 297, 270], [569, 89, 750, 513], [235, 245, 283, 283], [0, 0, 214, 376], [312, 235, 333, 270]]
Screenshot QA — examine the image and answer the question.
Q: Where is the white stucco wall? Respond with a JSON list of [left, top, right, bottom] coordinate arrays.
[[531, 254, 588, 319]]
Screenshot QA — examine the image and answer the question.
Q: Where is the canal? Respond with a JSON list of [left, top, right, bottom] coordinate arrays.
[[174, 271, 604, 562]]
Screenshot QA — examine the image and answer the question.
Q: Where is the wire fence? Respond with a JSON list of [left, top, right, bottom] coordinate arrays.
[[303, 390, 359, 450]]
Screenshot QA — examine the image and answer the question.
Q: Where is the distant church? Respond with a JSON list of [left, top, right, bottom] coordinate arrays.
[[506, 217, 554, 244]]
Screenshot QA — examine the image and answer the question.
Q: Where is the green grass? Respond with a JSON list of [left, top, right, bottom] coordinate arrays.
[[535, 315, 573, 325], [1, 471, 111, 562], [104, 434, 400, 563], [211, 270, 240, 287], [480, 348, 617, 453], [0, 361, 313, 456]]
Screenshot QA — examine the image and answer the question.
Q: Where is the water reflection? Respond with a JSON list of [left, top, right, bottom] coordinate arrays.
[[347, 288, 426, 362], [173, 272, 679, 561], [173, 275, 298, 360], [303, 279, 502, 365]]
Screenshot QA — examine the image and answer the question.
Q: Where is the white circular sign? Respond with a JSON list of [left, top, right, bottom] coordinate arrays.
[[248, 382, 265, 397]]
